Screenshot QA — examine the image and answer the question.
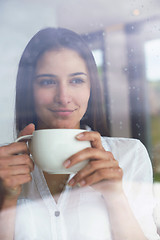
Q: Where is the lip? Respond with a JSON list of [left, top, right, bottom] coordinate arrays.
[[49, 108, 76, 116]]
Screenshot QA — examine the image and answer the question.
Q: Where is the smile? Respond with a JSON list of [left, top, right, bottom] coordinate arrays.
[[48, 108, 77, 117]]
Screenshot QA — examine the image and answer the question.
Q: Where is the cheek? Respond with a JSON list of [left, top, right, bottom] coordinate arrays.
[[78, 90, 90, 109], [34, 90, 53, 106]]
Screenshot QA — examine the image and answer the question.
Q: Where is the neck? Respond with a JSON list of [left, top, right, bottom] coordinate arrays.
[[43, 172, 69, 196]]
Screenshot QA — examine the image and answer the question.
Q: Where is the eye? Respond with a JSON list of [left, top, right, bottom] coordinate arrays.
[[70, 78, 85, 84], [38, 79, 56, 86]]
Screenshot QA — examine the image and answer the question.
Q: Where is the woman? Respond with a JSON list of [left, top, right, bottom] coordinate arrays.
[[0, 28, 159, 240]]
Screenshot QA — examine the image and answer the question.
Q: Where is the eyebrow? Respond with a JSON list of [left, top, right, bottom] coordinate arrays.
[[69, 72, 87, 77], [35, 72, 87, 79], [35, 74, 56, 79]]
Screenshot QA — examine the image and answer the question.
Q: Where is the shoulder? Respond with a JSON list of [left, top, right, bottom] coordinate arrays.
[[101, 136, 144, 155]]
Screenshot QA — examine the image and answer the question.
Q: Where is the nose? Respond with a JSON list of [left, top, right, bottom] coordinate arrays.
[[55, 84, 72, 105]]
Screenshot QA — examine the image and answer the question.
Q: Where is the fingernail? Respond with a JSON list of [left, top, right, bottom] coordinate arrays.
[[78, 180, 86, 187], [63, 160, 71, 168], [76, 133, 84, 139], [68, 179, 75, 186]]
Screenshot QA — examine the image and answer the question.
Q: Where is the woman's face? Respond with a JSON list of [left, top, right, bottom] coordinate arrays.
[[33, 48, 90, 129]]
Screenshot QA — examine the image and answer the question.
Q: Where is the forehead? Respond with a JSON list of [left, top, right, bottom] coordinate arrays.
[[38, 48, 85, 65], [36, 48, 89, 74]]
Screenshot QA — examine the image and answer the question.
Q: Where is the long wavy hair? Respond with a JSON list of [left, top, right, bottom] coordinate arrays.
[[15, 27, 108, 136]]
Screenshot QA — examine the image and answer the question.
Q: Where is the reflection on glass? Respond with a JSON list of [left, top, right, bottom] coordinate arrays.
[[92, 49, 104, 86], [145, 39, 160, 181]]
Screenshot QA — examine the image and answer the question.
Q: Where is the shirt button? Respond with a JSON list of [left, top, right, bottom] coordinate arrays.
[[55, 211, 60, 217]]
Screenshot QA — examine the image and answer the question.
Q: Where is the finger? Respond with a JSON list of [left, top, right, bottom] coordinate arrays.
[[77, 167, 123, 187], [0, 165, 32, 178], [4, 174, 32, 188], [0, 142, 29, 156], [63, 149, 115, 169], [0, 154, 34, 171], [18, 123, 35, 137], [11, 165, 31, 176], [68, 159, 119, 185], [76, 131, 103, 149]]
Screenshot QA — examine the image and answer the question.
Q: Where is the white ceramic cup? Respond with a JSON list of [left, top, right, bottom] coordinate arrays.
[[16, 129, 91, 174]]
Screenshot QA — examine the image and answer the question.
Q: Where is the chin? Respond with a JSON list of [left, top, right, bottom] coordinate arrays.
[[48, 122, 80, 129]]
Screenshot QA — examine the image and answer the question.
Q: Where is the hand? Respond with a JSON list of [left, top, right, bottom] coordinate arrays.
[[63, 131, 123, 191], [0, 123, 35, 199]]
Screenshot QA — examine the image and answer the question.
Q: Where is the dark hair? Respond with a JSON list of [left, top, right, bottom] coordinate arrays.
[[16, 27, 108, 136]]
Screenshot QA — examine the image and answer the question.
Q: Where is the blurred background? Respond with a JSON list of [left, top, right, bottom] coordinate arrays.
[[0, 0, 160, 229]]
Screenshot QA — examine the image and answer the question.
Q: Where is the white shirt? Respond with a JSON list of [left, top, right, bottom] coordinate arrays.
[[14, 137, 160, 240]]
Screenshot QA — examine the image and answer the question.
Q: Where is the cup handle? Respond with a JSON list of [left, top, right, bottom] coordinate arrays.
[[15, 135, 33, 142]]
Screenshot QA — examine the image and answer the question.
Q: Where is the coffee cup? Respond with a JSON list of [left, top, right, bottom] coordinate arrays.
[[16, 129, 91, 174]]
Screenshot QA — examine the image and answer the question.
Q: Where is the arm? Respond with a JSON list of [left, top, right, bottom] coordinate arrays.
[[100, 181, 147, 240], [120, 140, 159, 240], [0, 195, 19, 240], [0, 124, 34, 240], [0, 178, 6, 210], [63, 131, 148, 240]]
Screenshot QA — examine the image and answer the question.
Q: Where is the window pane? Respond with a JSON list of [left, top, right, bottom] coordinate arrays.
[[144, 39, 160, 180]]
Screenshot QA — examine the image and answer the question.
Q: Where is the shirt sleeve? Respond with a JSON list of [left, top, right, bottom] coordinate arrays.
[[103, 137, 160, 240]]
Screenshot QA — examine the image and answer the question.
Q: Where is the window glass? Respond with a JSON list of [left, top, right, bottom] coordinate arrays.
[[145, 39, 160, 180]]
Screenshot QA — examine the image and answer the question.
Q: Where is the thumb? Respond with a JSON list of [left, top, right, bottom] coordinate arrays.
[[18, 123, 35, 137]]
